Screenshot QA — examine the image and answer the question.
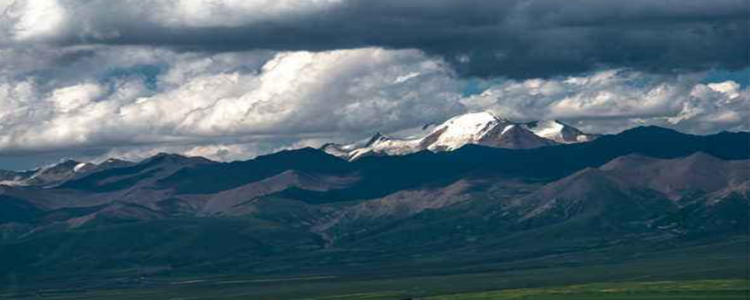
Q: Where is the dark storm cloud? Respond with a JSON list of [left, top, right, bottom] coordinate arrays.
[[0, 0, 748, 170], [22, 0, 749, 78]]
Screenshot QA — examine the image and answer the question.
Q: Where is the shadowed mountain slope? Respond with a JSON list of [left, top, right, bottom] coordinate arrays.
[[0, 126, 746, 291]]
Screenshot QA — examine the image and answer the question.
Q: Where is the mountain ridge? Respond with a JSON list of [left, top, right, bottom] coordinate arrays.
[[322, 111, 598, 160], [0, 125, 747, 293]]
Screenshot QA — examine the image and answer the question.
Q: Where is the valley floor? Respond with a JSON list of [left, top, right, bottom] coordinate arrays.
[[428, 280, 749, 300], [2, 215, 747, 300], [3, 279, 746, 300], [2, 240, 747, 300]]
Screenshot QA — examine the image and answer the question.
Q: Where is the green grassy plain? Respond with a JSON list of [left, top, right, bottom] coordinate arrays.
[[429, 280, 749, 300], [5, 279, 745, 300], [2, 234, 746, 300]]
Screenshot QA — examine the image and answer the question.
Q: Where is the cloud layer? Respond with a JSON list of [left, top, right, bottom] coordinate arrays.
[[1, 46, 746, 162], [2, 0, 747, 78], [0, 0, 747, 169], [462, 70, 749, 134], [0, 47, 463, 157]]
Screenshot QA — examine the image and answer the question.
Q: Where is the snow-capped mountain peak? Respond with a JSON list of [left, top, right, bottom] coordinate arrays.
[[521, 120, 597, 144], [364, 132, 391, 147], [526, 120, 565, 139], [321, 111, 598, 160], [73, 162, 94, 173], [425, 111, 508, 151]]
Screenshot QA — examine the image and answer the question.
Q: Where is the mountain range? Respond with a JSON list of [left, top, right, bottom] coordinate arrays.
[[0, 111, 748, 297], [321, 111, 597, 160]]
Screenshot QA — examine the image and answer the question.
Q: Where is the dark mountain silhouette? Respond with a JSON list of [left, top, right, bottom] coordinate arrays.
[[0, 126, 747, 292], [277, 126, 750, 203], [60, 153, 214, 192]]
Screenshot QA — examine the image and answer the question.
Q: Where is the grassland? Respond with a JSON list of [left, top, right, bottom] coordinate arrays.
[[4, 279, 745, 300], [429, 280, 749, 300], [2, 236, 746, 299]]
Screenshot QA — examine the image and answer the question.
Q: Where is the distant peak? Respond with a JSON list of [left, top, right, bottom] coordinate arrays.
[[683, 151, 722, 163], [103, 158, 129, 164], [529, 119, 555, 125], [436, 111, 506, 132], [365, 132, 390, 147], [275, 147, 329, 156], [448, 111, 506, 123], [260, 147, 348, 163], [145, 153, 182, 163], [322, 111, 597, 160], [549, 119, 571, 127], [421, 123, 437, 131], [73, 162, 93, 173], [319, 142, 338, 149], [620, 125, 682, 136], [144, 152, 213, 165], [57, 159, 82, 167], [38, 159, 84, 172], [154, 152, 183, 158]]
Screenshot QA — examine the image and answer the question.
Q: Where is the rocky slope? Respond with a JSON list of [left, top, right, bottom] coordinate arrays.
[[0, 126, 746, 285]]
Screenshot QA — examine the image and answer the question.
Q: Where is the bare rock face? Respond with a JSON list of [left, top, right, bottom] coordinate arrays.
[[477, 124, 558, 149], [600, 152, 750, 201], [511, 168, 675, 232], [201, 170, 357, 216], [506, 153, 748, 234]]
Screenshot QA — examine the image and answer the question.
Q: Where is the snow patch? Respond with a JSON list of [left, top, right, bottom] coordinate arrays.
[[528, 120, 565, 140], [427, 111, 504, 151], [73, 162, 89, 173], [394, 72, 420, 83]]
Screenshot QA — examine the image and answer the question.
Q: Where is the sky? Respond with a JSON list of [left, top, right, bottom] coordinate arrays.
[[0, 0, 748, 170]]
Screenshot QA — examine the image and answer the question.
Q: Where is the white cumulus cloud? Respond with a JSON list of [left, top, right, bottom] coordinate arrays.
[[462, 70, 750, 134], [0, 47, 463, 159]]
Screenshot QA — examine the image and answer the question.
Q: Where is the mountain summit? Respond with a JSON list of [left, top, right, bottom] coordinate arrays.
[[322, 111, 597, 160]]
